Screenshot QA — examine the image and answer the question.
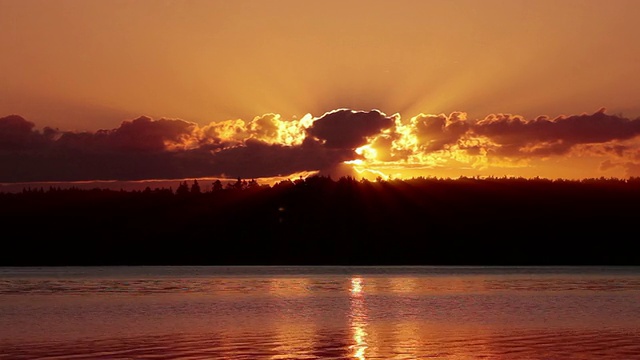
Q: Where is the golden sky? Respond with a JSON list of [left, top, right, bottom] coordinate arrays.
[[2, 0, 640, 182]]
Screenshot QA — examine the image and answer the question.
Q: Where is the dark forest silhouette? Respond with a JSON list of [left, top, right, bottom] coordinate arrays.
[[1, 176, 639, 266]]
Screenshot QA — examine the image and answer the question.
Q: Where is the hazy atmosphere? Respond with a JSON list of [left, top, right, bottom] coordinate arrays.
[[2, 0, 640, 182]]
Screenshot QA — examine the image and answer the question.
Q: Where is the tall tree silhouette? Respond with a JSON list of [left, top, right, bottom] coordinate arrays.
[[212, 180, 223, 191], [190, 180, 201, 194], [176, 181, 190, 196]]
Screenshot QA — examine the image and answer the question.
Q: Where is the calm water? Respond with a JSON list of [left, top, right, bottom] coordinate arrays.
[[1, 266, 640, 359]]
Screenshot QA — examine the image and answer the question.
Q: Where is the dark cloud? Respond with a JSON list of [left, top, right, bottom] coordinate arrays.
[[0, 115, 45, 150], [4, 108, 640, 182], [204, 138, 353, 179], [307, 109, 396, 149], [109, 116, 197, 152], [411, 111, 469, 152], [0, 114, 357, 182], [54, 116, 197, 152], [471, 109, 640, 157], [0, 115, 210, 181]]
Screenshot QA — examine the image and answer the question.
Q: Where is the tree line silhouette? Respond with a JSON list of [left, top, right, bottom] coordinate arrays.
[[1, 175, 639, 266]]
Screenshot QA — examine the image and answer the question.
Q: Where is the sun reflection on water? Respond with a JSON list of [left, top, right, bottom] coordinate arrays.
[[351, 277, 363, 295], [350, 277, 368, 360]]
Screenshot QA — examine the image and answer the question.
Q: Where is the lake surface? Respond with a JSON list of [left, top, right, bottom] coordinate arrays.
[[1, 266, 640, 359]]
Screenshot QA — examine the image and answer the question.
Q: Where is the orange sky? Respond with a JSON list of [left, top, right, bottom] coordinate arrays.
[[2, 0, 640, 182]]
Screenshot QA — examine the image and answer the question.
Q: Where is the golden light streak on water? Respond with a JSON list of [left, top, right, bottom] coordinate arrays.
[[350, 277, 363, 295], [350, 276, 368, 360]]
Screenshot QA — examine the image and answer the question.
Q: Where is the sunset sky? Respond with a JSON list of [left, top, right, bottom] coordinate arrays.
[[2, 0, 640, 183]]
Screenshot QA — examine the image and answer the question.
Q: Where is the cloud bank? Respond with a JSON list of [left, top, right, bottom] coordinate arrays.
[[2, 108, 640, 182]]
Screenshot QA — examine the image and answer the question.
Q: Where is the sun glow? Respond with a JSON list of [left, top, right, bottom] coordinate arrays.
[[355, 144, 378, 160], [335, 110, 562, 181], [194, 112, 316, 148], [344, 159, 365, 166], [189, 107, 626, 182]]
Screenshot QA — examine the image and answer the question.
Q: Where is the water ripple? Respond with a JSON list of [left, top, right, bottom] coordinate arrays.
[[2, 328, 640, 360], [2, 273, 640, 295]]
